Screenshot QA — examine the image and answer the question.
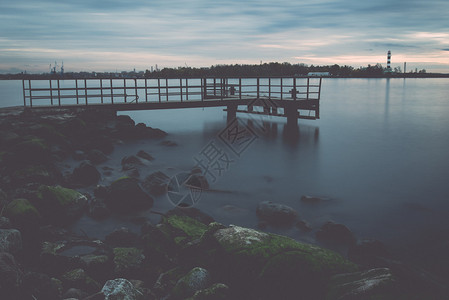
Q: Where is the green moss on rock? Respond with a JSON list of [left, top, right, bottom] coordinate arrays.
[[5, 198, 41, 228], [163, 215, 209, 240], [113, 247, 145, 277]]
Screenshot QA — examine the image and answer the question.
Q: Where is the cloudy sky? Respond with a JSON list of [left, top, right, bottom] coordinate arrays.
[[1, 0, 448, 73]]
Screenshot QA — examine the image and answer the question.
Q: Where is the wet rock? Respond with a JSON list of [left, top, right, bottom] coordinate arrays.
[[34, 185, 88, 225], [0, 229, 22, 255], [136, 150, 154, 161], [210, 224, 357, 299], [72, 161, 101, 186], [63, 288, 88, 300], [256, 201, 298, 227], [186, 173, 209, 190], [326, 268, 396, 300], [300, 195, 330, 203], [80, 254, 112, 282], [101, 278, 143, 300], [172, 267, 212, 299], [106, 177, 153, 213], [121, 155, 143, 171], [73, 150, 86, 160], [296, 220, 313, 232], [348, 239, 390, 267], [0, 252, 22, 298], [4, 198, 41, 231], [11, 164, 60, 186], [10, 136, 51, 165], [61, 268, 100, 294], [161, 140, 177, 147], [22, 271, 62, 300], [316, 221, 357, 246], [105, 227, 141, 248], [87, 149, 108, 165], [191, 283, 229, 300], [113, 247, 145, 278], [88, 197, 111, 220], [0, 217, 11, 229], [142, 171, 169, 196], [153, 267, 187, 298]]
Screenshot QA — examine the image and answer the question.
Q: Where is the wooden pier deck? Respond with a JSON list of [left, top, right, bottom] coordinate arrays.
[[22, 77, 321, 123]]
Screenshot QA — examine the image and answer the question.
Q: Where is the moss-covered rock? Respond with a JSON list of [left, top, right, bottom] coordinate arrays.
[[10, 136, 51, 165], [5, 198, 41, 230], [61, 268, 100, 294], [12, 164, 55, 186], [34, 185, 87, 225], [189, 283, 229, 300], [172, 267, 211, 299], [113, 247, 145, 278]]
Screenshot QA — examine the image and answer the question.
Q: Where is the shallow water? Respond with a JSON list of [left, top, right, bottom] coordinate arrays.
[[2, 78, 449, 265]]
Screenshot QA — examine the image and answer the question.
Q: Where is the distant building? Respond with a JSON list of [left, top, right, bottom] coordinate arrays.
[[307, 72, 330, 77]]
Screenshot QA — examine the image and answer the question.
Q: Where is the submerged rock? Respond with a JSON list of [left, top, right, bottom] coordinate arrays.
[[106, 177, 153, 213], [143, 171, 169, 196], [136, 150, 154, 161], [256, 201, 298, 227]]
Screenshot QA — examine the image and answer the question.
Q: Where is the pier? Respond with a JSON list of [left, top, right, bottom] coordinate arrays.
[[22, 77, 321, 124]]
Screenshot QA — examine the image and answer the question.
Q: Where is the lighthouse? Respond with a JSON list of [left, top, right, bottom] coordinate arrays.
[[386, 50, 392, 73]]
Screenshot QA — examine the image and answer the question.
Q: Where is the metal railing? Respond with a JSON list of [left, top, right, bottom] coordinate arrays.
[[23, 77, 322, 108]]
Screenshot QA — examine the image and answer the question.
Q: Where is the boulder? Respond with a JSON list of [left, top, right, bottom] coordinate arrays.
[[101, 278, 143, 300], [105, 227, 141, 248], [326, 268, 396, 300], [34, 185, 88, 225], [106, 177, 153, 213], [316, 221, 357, 246], [113, 247, 145, 278], [153, 267, 187, 298], [4, 198, 41, 230], [136, 150, 154, 161], [121, 155, 143, 171], [0, 252, 22, 298], [22, 272, 62, 300], [87, 149, 108, 165], [61, 268, 100, 294], [72, 161, 101, 186], [0, 229, 22, 255], [348, 239, 390, 267], [142, 171, 170, 196], [256, 201, 298, 227], [10, 137, 51, 165], [172, 267, 212, 299], [80, 254, 112, 282]]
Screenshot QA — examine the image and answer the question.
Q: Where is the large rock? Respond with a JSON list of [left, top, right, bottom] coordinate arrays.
[[22, 272, 62, 300], [142, 171, 170, 196], [113, 247, 146, 278], [101, 278, 143, 300], [0, 252, 22, 298], [210, 225, 357, 299], [326, 268, 396, 300], [72, 161, 101, 186], [256, 201, 298, 226], [87, 149, 108, 165], [61, 268, 100, 294], [0, 229, 22, 255], [172, 267, 212, 299], [10, 137, 51, 165], [106, 177, 153, 213], [316, 221, 357, 246], [34, 185, 88, 225], [4, 198, 41, 230]]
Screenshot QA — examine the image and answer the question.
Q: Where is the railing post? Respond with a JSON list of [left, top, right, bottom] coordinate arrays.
[[180, 78, 183, 102], [76, 80, 79, 104], [220, 78, 224, 100], [307, 77, 310, 100], [318, 77, 322, 100], [145, 78, 148, 102], [134, 78, 138, 103], [213, 78, 216, 96], [110, 79, 114, 104], [100, 79, 104, 104], [84, 79, 88, 105], [124, 79, 127, 103], [158, 78, 161, 103], [280, 78, 283, 100], [239, 78, 242, 100], [57, 80, 61, 106], [186, 79, 189, 101], [49, 79, 53, 105], [29, 80, 33, 107], [257, 77, 260, 99], [293, 77, 297, 101], [268, 77, 271, 99], [22, 80, 26, 107], [165, 78, 169, 102], [201, 78, 205, 101]]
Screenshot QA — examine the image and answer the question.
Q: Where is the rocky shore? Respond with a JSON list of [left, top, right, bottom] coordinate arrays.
[[0, 107, 447, 299]]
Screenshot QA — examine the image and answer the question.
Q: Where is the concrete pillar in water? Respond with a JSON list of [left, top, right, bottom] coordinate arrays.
[[227, 103, 237, 123], [285, 107, 298, 127]]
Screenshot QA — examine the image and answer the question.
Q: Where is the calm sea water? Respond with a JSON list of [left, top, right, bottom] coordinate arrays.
[[1, 78, 449, 257]]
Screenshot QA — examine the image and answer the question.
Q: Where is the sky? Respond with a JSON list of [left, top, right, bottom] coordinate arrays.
[[1, 0, 449, 74]]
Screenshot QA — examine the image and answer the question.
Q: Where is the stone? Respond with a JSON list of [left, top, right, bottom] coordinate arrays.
[[87, 149, 108, 165], [72, 161, 101, 186], [11, 136, 51, 165], [136, 150, 154, 161], [256, 201, 298, 226], [101, 278, 143, 300], [0, 229, 22, 254], [4, 198, 41, 230], [22, 272, 62, 300], [0, 217, 11, 229], [113, 247, 145, 278], [142, 171, 170, 196], [63, 288, 88, 300], [191, 283, 229, 300], [172, 267, 212, 299], [0, 252, 22, 298], [34, 185, 88, 225], [121, 155, 143, 171], [316, 221, 357, 246], [348, 239, 390, 267], [106, 177, 153, 213], [105, 227, 141, 247], [80, 254, 112, 282], [61, 268, 100, 294], [88, 197, 111, 220], [161, 140, 177, 147], [326, 268, 396, 300], [153, 267, 187, 298]]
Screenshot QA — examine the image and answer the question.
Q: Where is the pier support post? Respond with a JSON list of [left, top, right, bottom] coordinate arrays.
[[227, 103, 237, 123], [285, 106, 298, 127]]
